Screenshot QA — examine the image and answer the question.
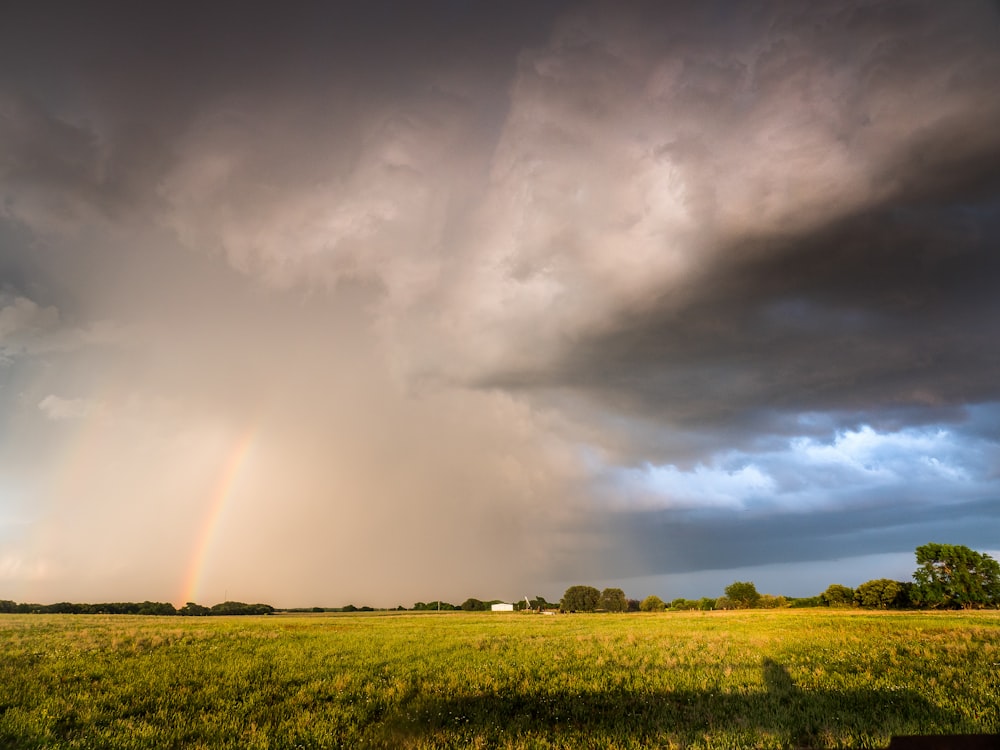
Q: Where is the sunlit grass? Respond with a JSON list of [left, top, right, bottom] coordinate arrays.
[[1, 609, 997, 748]]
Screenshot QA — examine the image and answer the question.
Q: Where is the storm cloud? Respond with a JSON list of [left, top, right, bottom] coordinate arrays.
[[1, 1, 998, 606]]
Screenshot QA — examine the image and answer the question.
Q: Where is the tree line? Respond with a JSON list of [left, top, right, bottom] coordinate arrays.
[[3, 543, 994, 616], [559, 543, 1000, 613], [810, 543, 1000, 611], [0, 600, 274, 616]]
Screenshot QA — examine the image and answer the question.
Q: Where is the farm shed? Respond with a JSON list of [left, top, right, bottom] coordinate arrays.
[[491, 602, 514, 612]]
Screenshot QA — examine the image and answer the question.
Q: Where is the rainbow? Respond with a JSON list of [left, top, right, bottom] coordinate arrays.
[[177, 428, 257, 607]]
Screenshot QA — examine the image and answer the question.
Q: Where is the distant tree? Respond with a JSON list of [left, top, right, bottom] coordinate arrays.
[[639, 595, 666, 612], [724, 581, 760, 609], [627, 598, 641, 612], [697, 597, 716, 611], [896, 581, 915, 608], [0, 600, 15, 614], [179, 602, 210, 616], [521, 595, 556, 612], [912, 543, 1000, 609], [138, 601, 177, 616], [714, 596, 732, 610], [561, 585, 601, 612], [341, 604, 359, 612], [821, 584, 855, 608], [599, 587, 627, 612], [461, 598, 487, 611], [209, 601, 274, 616], [854, 578, 905, 609]]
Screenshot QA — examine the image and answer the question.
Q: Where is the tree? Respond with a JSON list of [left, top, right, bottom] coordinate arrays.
[[912, 543, 1000, 609], [821, 584, 855, 608], [639, 595, 666, 612], [138, 601, 177, 616], [460, 598, 486, 611], [561, 585, 601, 612], [855, 579, 906, 609], [518, 595, 556, 612], [209, 601, 274, 616], [724, 581, 760, 609], [599, 587, 627, 612]]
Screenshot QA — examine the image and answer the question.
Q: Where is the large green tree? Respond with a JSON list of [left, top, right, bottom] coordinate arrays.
[[821, 584, 855, 608], [724, 581, 761, 609], [561, 585, 601, 612], [855, 579, 909, 609], [639, 595, 666, 612], [599, 587, 627, 612], [911, 543, 1000, 609]]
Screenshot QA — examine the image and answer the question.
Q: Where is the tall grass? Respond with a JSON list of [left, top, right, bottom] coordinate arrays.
[[1, 609, 997, 748]]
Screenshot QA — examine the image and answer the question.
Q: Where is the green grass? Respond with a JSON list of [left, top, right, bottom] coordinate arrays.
[[1, 609, 998, 748]]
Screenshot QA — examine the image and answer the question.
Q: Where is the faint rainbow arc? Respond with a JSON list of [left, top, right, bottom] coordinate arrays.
[[178, 428, 257, 607]]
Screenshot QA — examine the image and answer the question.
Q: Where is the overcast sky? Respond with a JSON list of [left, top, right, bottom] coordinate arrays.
[[1, 1, 999, 608]]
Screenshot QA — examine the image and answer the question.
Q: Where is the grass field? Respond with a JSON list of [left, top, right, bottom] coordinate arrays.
[[1, 609, 998, 749]]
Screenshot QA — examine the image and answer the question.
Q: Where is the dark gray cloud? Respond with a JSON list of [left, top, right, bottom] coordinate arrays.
[[535, 186, 1000, 440], [477, 1, 1000, 454], [603, 494, 1000, 578]]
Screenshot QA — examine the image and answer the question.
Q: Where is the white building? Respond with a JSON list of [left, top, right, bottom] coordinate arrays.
[[491, 602, 514, 612]]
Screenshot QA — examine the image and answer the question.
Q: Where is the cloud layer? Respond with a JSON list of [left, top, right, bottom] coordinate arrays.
[[1, 1, 998, 605]]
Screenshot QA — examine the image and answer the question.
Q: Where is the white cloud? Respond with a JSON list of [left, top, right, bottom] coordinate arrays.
[[598, 423, 980, 513], [611, 462, 776, 510], [789, 426, 970, 485], [37, 394, 104, 421]]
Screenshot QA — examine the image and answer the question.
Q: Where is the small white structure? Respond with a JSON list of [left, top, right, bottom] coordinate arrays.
[[491, 602, 514, 612]]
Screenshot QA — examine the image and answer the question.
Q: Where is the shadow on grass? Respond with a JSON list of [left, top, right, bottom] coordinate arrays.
[[378, 658, 967, 748]]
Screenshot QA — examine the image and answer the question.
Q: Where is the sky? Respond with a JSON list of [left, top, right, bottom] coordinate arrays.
[[1, 1, 999, 608]]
